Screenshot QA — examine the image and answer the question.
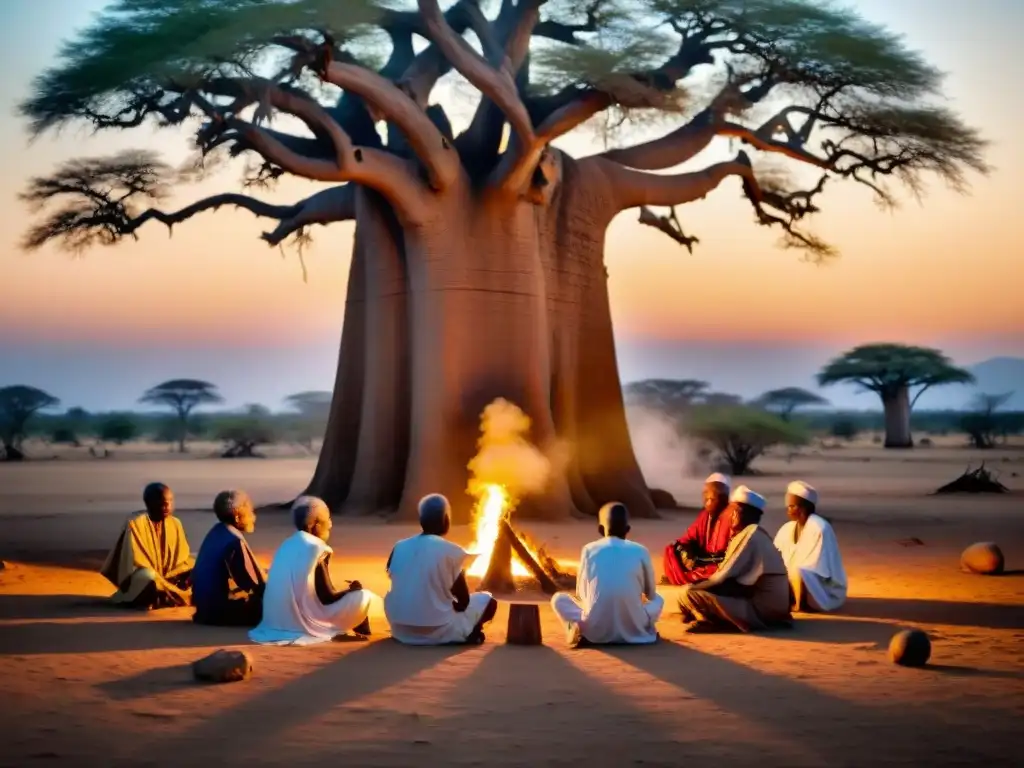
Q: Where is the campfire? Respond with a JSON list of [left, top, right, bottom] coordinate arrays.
[[466, 483, 575, 595], [462, 398, 577, 595]]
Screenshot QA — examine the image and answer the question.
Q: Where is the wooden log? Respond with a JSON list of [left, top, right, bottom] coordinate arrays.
[[501, 519, 559, 595], [479, 523, 516, 593], [507, 603, 543, 645]]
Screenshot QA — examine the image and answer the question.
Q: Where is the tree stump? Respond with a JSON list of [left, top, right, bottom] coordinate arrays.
[[506, 603, 543, 646], [960, 542, 1005, 575], [888, 629, 931, 667]]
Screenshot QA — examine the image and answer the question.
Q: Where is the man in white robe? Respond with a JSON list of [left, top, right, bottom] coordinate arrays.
[[249, 497, 378, 646], [551, 501, 663, 648], [774, 480, 848, 612], [384, 494, 498, 645]]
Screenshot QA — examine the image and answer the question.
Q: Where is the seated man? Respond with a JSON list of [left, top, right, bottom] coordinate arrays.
[[552, 501, 663, 648], [662, 473, 733, 585], [774, 481, 848, 613], [384, 494, 498, 645], [678, 486, 791, 633], [249, 496, 376, 645], [100, 482, 193, 609], [192, 490, 266, 627]]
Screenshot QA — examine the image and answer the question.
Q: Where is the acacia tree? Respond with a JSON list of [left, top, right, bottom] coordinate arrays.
[[284, 390, 333, 449], [139, 379, 224, 453], [754, 386, 828, 420], [18, 0, 987, 520], [817, 343, 974, 448], [0, 385, 61, 461], [686, 404, 806, 475]]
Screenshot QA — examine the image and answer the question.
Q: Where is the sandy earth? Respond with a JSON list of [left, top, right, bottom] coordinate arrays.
[[1, 446, 1022, 767]]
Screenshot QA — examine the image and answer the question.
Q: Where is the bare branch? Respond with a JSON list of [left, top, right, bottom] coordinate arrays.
[[598, 151, 758, 211], [261, 184, 356, 246], [638, 206, 700, 253], [417, 0, 535, 148], [322, 61, 460, 191]]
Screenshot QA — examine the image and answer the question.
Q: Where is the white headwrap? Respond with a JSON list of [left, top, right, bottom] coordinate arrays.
[[704, 472, 731, 490], [730, 485, 766, 511], [786, 480, 818, 506]]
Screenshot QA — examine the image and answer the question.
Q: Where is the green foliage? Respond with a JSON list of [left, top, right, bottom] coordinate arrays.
[[50, 426, 79, 445], [99, 413, 141, 444], [216, 404, 279, 456], [961, 392, 1015, 449], [0, 385, 61, 451], [829, 417, 858, 441], [623, 379, 710, 412], [817, 344, 975, 395], [754, 386, 829, 420], [683, 404, 808, 474], [283, 390, 331, 448]]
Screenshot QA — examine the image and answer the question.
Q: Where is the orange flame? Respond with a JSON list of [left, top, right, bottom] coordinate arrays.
[[466, 483, 531, 578]]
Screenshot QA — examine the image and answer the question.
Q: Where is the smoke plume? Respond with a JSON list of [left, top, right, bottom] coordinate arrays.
[[626, 405, 698, 498], [467, 398, 565, 500]]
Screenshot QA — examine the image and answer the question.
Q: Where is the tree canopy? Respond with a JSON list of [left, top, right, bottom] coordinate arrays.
[[684, 403, 807, 474], [817, 343, 975, 405], [754, 385, 828, 419], [18, 0, 989, 260], [0, 385, 61, 459]]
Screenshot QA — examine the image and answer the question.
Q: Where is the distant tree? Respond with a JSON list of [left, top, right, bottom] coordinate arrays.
[[830, 417, 859, 441], [139, 379, 223, 453], [684, 405, 808, 475], [623, 379, 710, 411], [702, 391, 743, 406], [217, 404, 278, 458], [99, 413, 140, 445], [283, 391, 332, 449], [754, 386, 829, 421], [50, 426, 79, 445], [817, 344, 974, 448], [0, 385, 61, 461], [961, 392, 1013, 449]]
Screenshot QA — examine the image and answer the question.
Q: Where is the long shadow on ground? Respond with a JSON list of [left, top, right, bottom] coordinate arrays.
[[597, 640, 1018, 766], [841, 596, 1024, 629], [0, 593, 125, 621]]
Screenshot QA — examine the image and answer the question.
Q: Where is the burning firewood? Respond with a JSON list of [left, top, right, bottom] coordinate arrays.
[[934, 463, 1009, 494]]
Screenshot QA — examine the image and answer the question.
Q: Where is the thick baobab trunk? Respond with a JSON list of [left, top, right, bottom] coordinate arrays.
[[882, 385, 913, 448], [545, 156, 656, 518], [397, 187, 574, 523]]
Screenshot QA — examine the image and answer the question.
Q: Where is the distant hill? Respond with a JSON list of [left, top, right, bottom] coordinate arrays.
[[916, 357, 1024, 411]]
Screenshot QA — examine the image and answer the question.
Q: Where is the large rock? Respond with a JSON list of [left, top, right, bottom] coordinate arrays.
[[960, 542, 1005, 575], [888, 629, 931, 667], [192, 649, 253, 684]]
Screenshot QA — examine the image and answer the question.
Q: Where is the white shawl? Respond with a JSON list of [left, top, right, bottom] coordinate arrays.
[[774, 514, 848, 612]]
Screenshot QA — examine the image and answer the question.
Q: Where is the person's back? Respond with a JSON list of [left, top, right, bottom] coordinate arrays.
[[385, 534, 468, 627], [551, 502, 663, 646], [577, 537, 659, 644], [192, 523, 241, 614], [384, 494, 498, 645]]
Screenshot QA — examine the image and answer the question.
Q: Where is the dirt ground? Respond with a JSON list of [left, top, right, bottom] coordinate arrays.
[[1, 445, 1022, 767]]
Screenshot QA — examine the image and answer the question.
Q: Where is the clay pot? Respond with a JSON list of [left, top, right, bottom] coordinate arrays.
[[960, 542, 1005, 575], [888, 629, 931, 667]]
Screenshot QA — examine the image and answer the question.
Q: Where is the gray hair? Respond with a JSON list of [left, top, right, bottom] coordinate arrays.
[[418, 493, 450, 529], [292, 495, 330, 532], [213, 489, 251, 523]]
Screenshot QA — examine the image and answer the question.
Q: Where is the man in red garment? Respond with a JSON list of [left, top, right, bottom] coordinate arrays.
[[661, 473, 732, 585]]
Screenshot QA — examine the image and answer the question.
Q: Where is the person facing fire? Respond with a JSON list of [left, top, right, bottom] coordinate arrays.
[[661, 473, 733, 585], [384, 493, 498, 645], [550, 501, 663, 648]]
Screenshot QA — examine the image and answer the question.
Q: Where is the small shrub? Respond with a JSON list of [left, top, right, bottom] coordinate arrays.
[[684, 405, 809, 475]]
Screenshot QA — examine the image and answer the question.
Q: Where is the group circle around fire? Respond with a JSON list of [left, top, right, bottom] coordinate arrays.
[[98, 473, 846, 647]]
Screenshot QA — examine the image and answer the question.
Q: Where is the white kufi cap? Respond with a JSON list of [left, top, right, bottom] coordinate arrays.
[[729, 485, 766, 511], [704, 472, 731, 490], [787, 480, 818, 506]]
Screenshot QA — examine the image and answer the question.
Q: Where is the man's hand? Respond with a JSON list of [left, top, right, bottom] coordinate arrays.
[[346, 579, 362, 592], [452, 600, 467, 613]]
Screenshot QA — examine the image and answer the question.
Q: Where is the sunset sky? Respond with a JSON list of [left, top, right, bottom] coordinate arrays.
[[1, 0, 1021, 410]]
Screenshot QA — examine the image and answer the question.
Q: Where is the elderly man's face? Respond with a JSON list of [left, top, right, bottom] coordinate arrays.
[[785, 493, 804, 521], [311, 511, 333, 543], [727, 502, 744, 532], [148, 488, 174, 519], [703, 483, 729, 512]]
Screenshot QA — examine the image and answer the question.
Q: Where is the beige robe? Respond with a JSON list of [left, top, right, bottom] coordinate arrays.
[[678, 524, 791, 631], [100, 512, 193, 606]]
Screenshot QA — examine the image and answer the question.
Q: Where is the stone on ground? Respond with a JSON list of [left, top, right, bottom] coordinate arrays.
[[192, 649, 253, 683], [888, 629, 931, 667], [960, 542, 1005, 575]]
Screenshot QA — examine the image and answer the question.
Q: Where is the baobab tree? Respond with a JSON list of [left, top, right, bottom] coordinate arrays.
[[18, 1, 987, 520], [817, 343, 974, 448]]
